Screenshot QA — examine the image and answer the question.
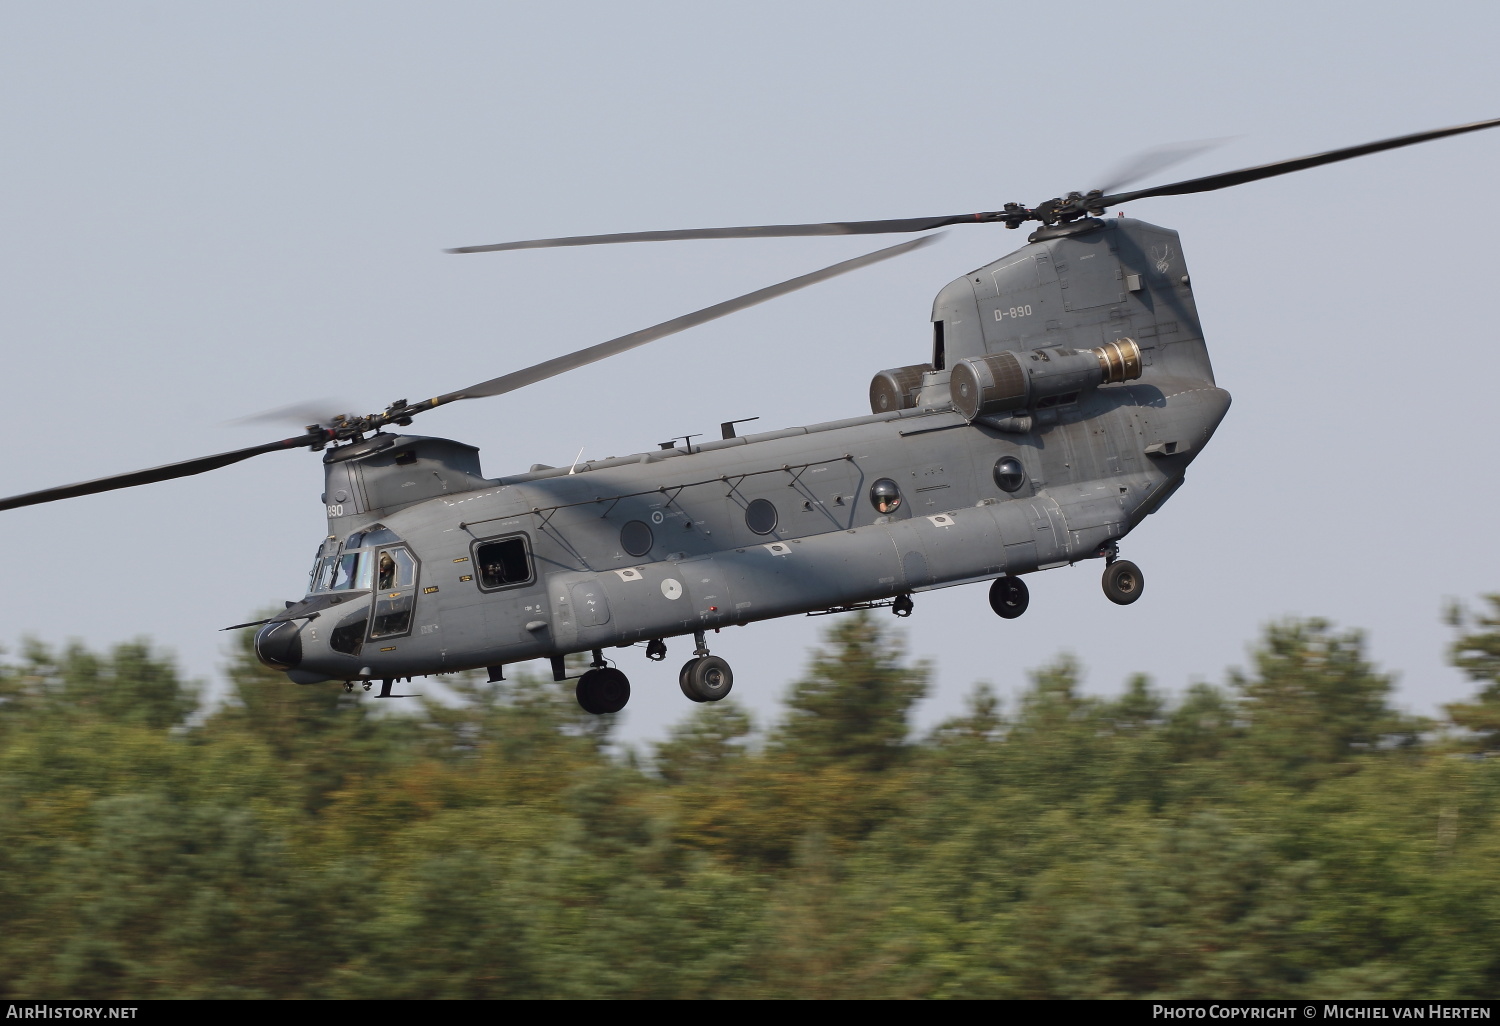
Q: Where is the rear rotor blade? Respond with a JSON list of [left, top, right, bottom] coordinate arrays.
[[448, 216, 969, 254], [0, 434, 318, 512], [431, 233, 942, 404], [1101, 116, 1500, 206]]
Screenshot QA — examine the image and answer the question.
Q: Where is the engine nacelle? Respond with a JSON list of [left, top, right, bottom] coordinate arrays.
[[949, 338, 1141, 421], [869, 363, 933, 414]]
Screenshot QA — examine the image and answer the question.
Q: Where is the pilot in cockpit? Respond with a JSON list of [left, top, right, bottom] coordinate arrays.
[[378, 551, 396, 590]]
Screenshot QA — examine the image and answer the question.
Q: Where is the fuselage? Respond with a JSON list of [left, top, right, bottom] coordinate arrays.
[[256, 217, 1231, 685]]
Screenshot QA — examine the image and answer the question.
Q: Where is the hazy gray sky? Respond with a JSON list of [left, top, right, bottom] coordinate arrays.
[[4, 1, 1498, 743]]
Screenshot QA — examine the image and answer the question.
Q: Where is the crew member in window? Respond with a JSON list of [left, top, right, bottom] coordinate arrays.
[[871, 479, 903, 515], [378, 551, 396, 590]]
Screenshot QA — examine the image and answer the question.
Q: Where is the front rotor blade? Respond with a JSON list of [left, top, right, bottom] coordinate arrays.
[[447, 215, 970, 254], [432, 233, 942, 403], [0, 434, 317, 512], [1101, 116, 1500, 206], [1094, 138, 1231, 195], [229, 398, 351, 429]]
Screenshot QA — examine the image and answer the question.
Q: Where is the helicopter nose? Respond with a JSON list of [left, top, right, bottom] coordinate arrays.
[[254, 620, 303, 671]]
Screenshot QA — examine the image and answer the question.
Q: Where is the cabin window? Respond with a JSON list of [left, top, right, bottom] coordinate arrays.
[[475, 535, 534, 590], [870, 479, 903, 515], [745, 498, 778, 535], [993, 456, 1026, 493], [620, 520, 653, 557], [932, 320, 946, 371]]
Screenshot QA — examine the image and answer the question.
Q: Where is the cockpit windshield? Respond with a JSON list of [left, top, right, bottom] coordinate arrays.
[[307, 537, 338, 594], [310, 526, 401, 594], [331, 551, 364, 590]]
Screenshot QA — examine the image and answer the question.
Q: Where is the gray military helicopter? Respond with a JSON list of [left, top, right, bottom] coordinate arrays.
[[4, 118, 1497, 714]]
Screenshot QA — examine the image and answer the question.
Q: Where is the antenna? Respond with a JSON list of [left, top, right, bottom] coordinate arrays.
[[567, 446, 585, 474], [656, 434, 703, 454], [721, 417, 760, 440]]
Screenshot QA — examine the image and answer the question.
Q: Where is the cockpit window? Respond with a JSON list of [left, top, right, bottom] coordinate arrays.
[[370, 544, 419, 639], [315, 531, 403, 594], [310, 553, 335, 593], [377, 547, 415, 590], [362, 525, 401, 546], [309, 537, 343, 594], [331, 552, 361, 590]]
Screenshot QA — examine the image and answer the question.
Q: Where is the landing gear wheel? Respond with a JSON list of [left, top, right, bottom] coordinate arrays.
[[1102, 560, 1144, 605], [682, 655, 734, 703], [679, 658, 706, 702], [576, 666, 631, 714], [989, 576, 1030, 619]]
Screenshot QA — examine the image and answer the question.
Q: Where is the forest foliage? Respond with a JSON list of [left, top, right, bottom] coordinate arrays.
[[2, 597, 1499, 999]]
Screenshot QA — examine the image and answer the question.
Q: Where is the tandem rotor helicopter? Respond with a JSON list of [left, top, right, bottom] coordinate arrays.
[[5, 118, 1497, 714]]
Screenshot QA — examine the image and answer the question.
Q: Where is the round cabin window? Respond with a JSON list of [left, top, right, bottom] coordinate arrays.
[[870, 478, 902, 514], [993, 456, 1026, 492], [745, 498, 778, 535], [620, 520, 654, 557]]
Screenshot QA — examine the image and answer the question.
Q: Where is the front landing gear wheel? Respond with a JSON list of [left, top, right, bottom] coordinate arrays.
[[1102, 560, 1144, 605], [577, 667, 631, 714], [989, 576, 1029, 619], [680, 655, 734, 703], [679, 658, 706, 702]]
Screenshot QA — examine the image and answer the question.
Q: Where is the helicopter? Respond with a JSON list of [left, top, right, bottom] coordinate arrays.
[[4, 118, 1497, 715]]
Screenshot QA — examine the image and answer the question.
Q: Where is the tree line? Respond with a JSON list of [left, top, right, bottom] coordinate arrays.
[[1, 597, 1498, 999]]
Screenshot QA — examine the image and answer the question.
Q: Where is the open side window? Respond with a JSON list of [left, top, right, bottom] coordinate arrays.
[[370, 545, 419, 639], [474, 534, 534, 591]]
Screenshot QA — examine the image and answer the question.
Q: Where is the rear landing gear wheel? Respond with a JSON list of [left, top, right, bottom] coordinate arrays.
[[989, 576, 1029, 619], [680, 655, 734, 703], [1102, 560, 1144, 605], [577, 666, 631, 714]]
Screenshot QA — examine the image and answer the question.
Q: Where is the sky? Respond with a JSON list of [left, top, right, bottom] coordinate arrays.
[[3, 1, 1499, 745]]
